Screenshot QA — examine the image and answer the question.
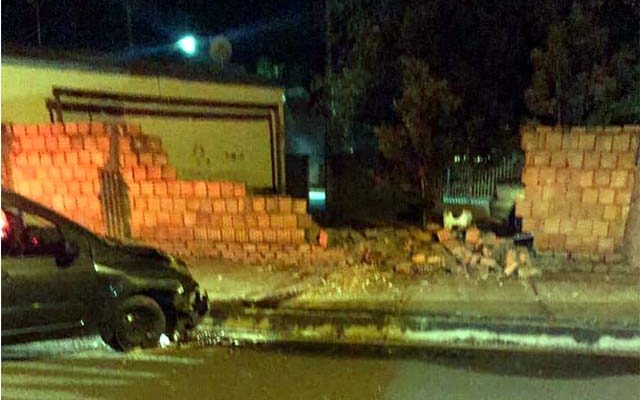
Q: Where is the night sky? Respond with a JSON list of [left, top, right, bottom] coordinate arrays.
[[1, 0, 325, 78]]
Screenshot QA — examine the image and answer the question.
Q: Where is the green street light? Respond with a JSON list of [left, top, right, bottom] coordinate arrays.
[[176, 35, 197, 56]]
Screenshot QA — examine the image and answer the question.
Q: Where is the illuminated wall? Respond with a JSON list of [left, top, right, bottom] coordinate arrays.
[[1, 122, 343, 265], [1, 57, 284, 190], [516, 125, 639, 256]]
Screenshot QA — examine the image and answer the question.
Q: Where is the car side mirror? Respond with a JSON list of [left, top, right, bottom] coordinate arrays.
[[55, 241, 80, 268]]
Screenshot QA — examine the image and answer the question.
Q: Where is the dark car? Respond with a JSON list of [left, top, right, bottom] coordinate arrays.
[[1, 189, 208, 351]]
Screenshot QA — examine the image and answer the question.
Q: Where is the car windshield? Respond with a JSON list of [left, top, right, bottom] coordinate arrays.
[[1, 1, 638, 399]]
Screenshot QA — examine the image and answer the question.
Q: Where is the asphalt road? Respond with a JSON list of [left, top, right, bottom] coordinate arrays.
[[2, 337, 639, 400]]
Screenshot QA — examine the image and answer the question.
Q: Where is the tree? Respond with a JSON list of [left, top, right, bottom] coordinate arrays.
[[525, 3, 640, 127], [375, 57, 460, 225], [322, 0, 388, 153]]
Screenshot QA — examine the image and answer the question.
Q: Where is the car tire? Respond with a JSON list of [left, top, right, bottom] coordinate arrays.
[[102, 295, 167, 351]]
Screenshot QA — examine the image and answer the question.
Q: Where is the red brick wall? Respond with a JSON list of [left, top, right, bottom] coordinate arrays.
[[2, 122, 107, 233], [516, 125, 639, 256], [2, 122, 341, 265], [625, 168, 640, 267]]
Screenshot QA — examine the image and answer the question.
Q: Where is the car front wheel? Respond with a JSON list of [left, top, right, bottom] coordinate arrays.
[[102, 295, 167, 351]]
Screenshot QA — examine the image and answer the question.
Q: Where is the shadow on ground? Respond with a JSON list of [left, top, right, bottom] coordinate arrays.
[[248, 342, 640, 379], [4, 334, 638, 380]]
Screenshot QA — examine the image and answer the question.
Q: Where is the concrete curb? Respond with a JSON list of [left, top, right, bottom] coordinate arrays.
[[199, 303, 640, 358], [190, 261, 639, 357]]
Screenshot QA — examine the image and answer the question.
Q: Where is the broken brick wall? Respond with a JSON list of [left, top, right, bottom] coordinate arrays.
[[516, 125, 639, 257], [2, 122, 339, 265], [625, 167, 640, 266], [2, 123, 107, 233]]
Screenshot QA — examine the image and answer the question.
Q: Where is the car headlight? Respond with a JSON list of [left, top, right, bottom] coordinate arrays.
[[176, 284, 185, 295]]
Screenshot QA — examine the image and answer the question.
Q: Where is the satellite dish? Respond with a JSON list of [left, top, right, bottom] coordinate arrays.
[[209, 35, 232, 68]]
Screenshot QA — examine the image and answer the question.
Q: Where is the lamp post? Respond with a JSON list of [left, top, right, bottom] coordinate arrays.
[[176, 35, 198, 56]]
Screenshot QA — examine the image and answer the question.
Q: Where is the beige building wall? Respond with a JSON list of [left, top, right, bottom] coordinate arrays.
[[1, 57, 284, 190]]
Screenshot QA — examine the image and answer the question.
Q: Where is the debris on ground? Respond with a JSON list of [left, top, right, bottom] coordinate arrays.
[[325, 225, 536, 280], [309, 264, 398, 296], [318, 229, 329, 249], [504, 249, 519, 277], [322, 223, 634, 289]]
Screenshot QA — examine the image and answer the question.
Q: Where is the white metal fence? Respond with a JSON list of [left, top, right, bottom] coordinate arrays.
[[440, 153, 523, 205]]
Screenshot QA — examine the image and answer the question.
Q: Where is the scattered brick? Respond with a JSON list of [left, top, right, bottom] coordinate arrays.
[[436, 229, 451, 243], [464, 227, 481, 245], [318, 229, 329, 248]]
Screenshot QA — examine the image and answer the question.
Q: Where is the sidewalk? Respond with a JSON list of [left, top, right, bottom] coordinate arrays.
[[186, 258, 640, 356]]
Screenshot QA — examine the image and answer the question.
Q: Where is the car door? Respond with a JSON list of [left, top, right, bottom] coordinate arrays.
[[1, 206, 98, 337]]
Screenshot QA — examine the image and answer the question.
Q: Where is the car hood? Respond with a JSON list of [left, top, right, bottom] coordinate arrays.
[[91, 239, 197, 290]]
